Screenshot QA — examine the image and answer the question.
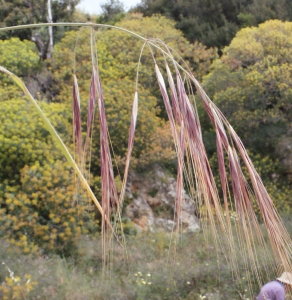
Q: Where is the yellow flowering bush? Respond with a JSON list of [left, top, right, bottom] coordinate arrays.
[[0, 38, 40, 84], [0, 84, 23, 102], [0, 99, 71, 184], [0, 161, 99, 255], [0, 98, 100, 254]]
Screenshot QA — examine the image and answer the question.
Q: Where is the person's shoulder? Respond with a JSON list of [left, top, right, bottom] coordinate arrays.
[[271, 280, 283, 286], [264, 280, 278, 285], [262, 281, 283, 289], [270, 280, 285, 291]]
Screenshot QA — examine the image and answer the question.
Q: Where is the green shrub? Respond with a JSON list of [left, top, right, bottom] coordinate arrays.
[[0, 99, 71, 183], [0, 38, 40, 83], [0, 161, 99, 255]]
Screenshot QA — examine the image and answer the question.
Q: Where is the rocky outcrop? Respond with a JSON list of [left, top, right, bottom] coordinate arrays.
[[125, 166, 200, 233]]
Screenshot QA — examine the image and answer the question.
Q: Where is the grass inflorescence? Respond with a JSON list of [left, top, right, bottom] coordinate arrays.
[[1, 21, 292, 299]]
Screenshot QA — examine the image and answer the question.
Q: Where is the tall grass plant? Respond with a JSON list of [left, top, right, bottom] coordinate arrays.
[[1, 21, 292, 299]]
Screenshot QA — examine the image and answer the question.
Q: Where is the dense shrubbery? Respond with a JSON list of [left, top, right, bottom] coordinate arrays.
[[0, 161, 99, 255], [52, 16, 207, 170], [0, 0, 80, 40], [0, 97, 99, 255], [0, 84, 23, 101], [202, 20, 292, 191], [52, 15, 217, 100], [0, 12, 291, 271], [0, 38, 40, 82], [134, 0, 292, 50], [0, 99, 70, 183], [209, 151, 292, 216]]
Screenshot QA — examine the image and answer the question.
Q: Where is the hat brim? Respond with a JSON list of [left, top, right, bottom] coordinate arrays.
[[277, 278, 292, 285]]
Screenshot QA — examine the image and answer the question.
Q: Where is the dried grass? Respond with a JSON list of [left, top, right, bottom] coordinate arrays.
[[1, 22, 292, 298]]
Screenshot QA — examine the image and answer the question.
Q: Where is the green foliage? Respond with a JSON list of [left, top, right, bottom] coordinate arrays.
[[0, 229, 279, 299], [0, 99, 71, 183], [0, 84, 24, 101], [241, 0, 292, 27], [117, 14, 217, 82], [52, 15, 216, 90], [101, 80, 162, 165], [51, 15, 216, 170], [134, 0, 242, 48], [0, 21, 290, 300], [96, 0, 126, 25], [134, 0, 292, 49], [244, 154, 291, 216], [0, 0, 80, 40], [52, 16, 201, 170], [0, 161, 99, 255], [0, 38, 40, 83], [0, 95, 101, 255], [222, 21, 292, 66], [0, 83, 102, 257], [203, 20, 292, 185], [209, 151, 292, 215], [1, 14, 291, 276]]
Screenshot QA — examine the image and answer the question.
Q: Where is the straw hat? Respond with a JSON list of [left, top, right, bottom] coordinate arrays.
[[277, 272, 292, 285]]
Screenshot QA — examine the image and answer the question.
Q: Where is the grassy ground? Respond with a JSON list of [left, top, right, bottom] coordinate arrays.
[[1, 224, 280, 300]]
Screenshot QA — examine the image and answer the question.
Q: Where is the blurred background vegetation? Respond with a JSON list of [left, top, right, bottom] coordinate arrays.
[[0, 0, 292, 298]]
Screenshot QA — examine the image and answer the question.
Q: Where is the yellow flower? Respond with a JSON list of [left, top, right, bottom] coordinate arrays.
[[6, 277, 13, 286], [20, 235, 27, 241], [23, 247, 30, 254], [5, 199, 12, 204]]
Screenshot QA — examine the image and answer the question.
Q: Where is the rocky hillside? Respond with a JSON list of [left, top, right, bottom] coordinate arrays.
[[125, 166, 200, 233]]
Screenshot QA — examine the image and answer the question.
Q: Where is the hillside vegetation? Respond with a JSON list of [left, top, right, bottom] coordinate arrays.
[[0, 1, 292, 298]]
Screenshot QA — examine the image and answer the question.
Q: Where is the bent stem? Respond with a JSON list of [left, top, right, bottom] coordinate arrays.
[[2, 22, 292, 296], [0, 22, 192, 77], [0, 66, 105, 220]]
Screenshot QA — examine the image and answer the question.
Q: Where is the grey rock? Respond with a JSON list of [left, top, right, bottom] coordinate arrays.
[[124, 165, 200, 233]]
